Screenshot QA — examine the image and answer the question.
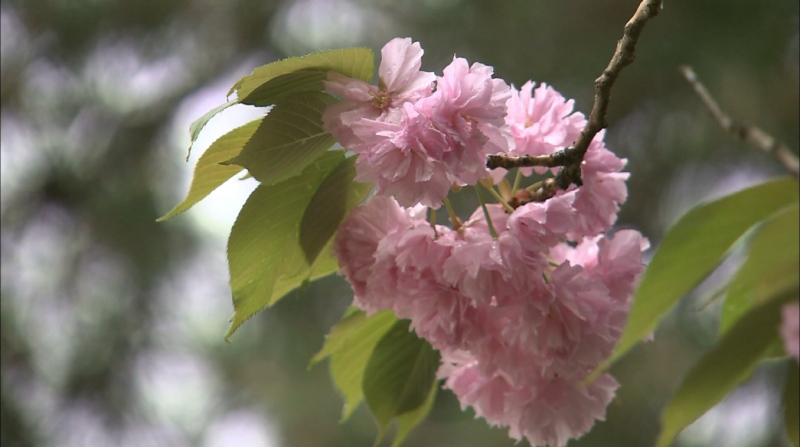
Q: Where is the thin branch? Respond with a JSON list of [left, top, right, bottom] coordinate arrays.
[[487, 149, 570, 170], [679, 65, 800, 179], [487, 0, 663, 201]]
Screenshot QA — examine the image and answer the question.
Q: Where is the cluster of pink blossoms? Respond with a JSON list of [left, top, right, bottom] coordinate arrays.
[[327, 38, 649, 447]]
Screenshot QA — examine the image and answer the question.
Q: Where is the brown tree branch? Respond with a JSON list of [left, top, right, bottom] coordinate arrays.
[[679, 65, 799, 179], [487, 0, 664, 201]]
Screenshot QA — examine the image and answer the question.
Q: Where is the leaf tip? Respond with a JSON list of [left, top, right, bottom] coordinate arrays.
[[156, 208, 180, 222]]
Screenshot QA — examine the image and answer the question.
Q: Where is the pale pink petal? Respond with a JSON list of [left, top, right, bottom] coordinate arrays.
[[332, 196, 410, 301], [781, 301, 800, 363]]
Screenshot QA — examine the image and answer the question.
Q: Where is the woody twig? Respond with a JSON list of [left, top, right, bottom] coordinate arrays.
[[679, 65, 799, 179], [487, 0, 664, 201]]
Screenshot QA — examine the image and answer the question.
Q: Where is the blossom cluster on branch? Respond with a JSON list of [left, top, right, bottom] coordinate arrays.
[[327, 38, 649, 447]]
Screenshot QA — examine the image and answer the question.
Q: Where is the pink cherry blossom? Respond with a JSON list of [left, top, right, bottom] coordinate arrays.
[[331, 195, 412, 301], [440, 350, 619, 447], [325, 39, 650, 447], [505, 81, 586, 175], [507, 193, 577, 255], [567, 133, 630, 239], [416, 57, 512, 184], [349, 103, 455, 208], [504, 373, 619, 447], [322, 38, 435, 150], [781, 301, 800, 363]]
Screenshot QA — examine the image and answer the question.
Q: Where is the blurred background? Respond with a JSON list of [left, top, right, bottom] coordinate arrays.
[[1, 0, 798, 446]]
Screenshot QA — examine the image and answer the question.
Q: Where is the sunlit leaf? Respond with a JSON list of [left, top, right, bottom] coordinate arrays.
[[785, 361, 799, 447], [226, 92, 338, 186], [230, 47, 375, 102], [392, 380, 439, 447], [269, 240, 339, 305], [363, 319, 440, 432], [300, 156, 371, 264], [225, 151, 346, 339], [309, 309, 398, 421], [186, 99, 237, 159], [158, 119, 261, 221], [606, 178, 799, 368], [721, 204, 799, 334], [656, 286, 798, 447]]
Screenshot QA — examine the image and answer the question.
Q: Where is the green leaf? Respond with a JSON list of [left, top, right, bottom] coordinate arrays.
[[225, 151, 346, 339], [186, 99, 237, 160], [785, 360, 799, 447], [363, 319, 441, 432], [392, 380, 438, 447], [300, 156, 371, 264], [226, 92, 339, 186], [230, 47, 375, 103], [606, 178, 799, 368], [158, 119, 261, 221], [269, 240, 340, 307], [721, 204, 799, 334], [656, 286, 798, 447], [310, 309, 398, 421]]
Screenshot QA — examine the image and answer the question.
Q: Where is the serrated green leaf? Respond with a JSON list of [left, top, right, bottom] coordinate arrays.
[[230, 47, 375, 102], [392, 380, 438, 447], [239, 70, 328, 107], [606, 178, 799, 369], [226, 92, 339, 186], [656, 286, 798, 447], [225, 151, 346, 339], [186, 99, 237, 159], [269, 239, 340, 307], [309, 309, 398, 421], [785, 360, 799, 447], [363, 320, 441, 432], [721, 204, 799, 334], [158, 119, 261, 221], [300, 156, 371, 264]]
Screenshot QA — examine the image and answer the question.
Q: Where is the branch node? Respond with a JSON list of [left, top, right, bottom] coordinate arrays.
[[485, 0, 663, 198]]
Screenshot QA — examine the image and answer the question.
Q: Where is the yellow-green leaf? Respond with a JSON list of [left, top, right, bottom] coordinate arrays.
[[656, 286, 798, 447], [225, 151, 346, 339], [721, 204, 799, 334], [226, 92, 338, 186], [186, 99, 237, 160], [392, 380, 438, 447], [158, 119, 261, 221], [606, 178, 799, 369], [310, 309, 398, 421], [363, 320, 440, 432], [300, 156, 371, 264], [230, 47, 374, 102]]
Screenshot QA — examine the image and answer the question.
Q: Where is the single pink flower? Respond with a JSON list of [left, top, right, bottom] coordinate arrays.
[[350, 103, 454, 208], [322, 37, 435, 150], [332, 196, 412, 301], [440, 351, 619, 447], [567, 133, 630, 239], [505, 373, 619, 447], [416, 57, 512, 184], [505, 81, 586, 175], [595, 229, 650, 302], [507, 193, 577, 255]]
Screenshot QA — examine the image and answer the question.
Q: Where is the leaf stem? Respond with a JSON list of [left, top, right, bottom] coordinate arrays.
[[526, 180, 543, 192], [512, 168, 523, 195], [475, 186, 499, 240], [443, 197, 461, 231], [429, 208, 438, 237], [481, 182, 516, 213]]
